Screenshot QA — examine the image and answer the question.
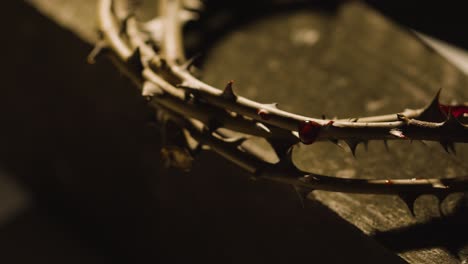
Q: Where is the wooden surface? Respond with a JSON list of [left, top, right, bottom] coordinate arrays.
[[20, 0, 468, 263]]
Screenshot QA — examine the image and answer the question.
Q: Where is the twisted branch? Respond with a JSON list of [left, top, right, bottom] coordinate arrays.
[[94, 0, 468, 214]]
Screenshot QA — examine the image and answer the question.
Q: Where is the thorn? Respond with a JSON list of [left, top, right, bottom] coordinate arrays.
[[321, 114, 326, 120], [127, 47, 143, 72], [440, 141, 456, 154], [181, 54, 201, 71], [330, 139, 345, 150], [255, 122, 271, 134], [344, 139, 359, 157], [418, 89, 446, 122], [442, 111, 466, 131], [399, 193, 419, 216], [142, 81, 163, 96], [221, 80, 237, 100], [264, 102, 279, 109], [389, 129, 407, 139], [87, 39, 107, 64], [434, 192, 449, 216]]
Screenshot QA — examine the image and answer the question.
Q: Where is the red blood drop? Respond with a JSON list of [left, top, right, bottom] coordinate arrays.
[[298, 120, 322, 145], [385, 179, 393, 185], [439, 104, 468, 118], [257, 109, 270, 120]]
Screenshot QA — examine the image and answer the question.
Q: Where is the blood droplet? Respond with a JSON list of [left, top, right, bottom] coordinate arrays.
[[439, 104, 468, 118], [257, 109, 270, 120], [298, 120, 322, 145], [385, 179, 393, 185]]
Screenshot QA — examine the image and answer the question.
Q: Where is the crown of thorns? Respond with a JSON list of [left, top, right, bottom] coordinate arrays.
[[92, 0, 468, 215]]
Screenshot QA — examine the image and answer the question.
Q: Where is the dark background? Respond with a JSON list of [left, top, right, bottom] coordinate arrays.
[[1, 1, 467, 263]]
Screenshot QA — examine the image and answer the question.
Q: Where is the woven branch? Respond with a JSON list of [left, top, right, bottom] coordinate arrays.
[[94, 0, 468, 214]]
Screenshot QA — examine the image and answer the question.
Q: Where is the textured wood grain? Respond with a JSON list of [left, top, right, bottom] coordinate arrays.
[[25, 1, 468, 263]]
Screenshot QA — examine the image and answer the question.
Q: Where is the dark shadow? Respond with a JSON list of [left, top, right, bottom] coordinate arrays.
[[365, 1, 468, 50], [373, 200, 468, 258]]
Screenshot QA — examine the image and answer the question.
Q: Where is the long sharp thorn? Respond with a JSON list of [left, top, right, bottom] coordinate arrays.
[[434, 192, 449, 215], [345, 140, 359, 157], [440, 142, 450, 153], [181, 54, 201, 71], [221, 80, 237, 100], [399, 193, 419, 216], [418, 88, 446, 122], [255, 122, 271, 133], [87, 40, 107, 64], [440, 141, 456, 154]]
